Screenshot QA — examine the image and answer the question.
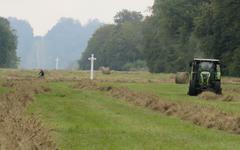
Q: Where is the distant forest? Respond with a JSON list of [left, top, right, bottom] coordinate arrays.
[[8, 17, 102, 69], [79, 0, 240, 76]]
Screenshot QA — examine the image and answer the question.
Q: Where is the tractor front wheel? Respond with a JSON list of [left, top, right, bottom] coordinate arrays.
[[188, 81, 197, 96]]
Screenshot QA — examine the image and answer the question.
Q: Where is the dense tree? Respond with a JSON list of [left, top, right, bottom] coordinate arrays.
[[195, 0, 240, 76], [0, 17, 18, 68], [143, 0, 206, 73], [79, 25, 115, 70], [79, 10, 145, 71], [143, 0, 240, 76]]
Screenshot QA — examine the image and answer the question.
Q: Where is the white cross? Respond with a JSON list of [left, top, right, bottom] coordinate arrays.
[[88, 54, 97, 80], [56, 56, 59, 70]]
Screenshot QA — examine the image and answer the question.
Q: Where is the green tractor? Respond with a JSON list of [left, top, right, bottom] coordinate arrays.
[[188, 58, 222, 96]]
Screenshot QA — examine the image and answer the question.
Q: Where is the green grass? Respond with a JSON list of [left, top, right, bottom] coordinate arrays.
[[0, 82, 9, 95], [28, 82, 240, 150], [0, 87, 7, 95]]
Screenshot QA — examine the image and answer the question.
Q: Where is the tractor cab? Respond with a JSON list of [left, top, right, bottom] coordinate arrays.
[[188, 58, 222, 96]]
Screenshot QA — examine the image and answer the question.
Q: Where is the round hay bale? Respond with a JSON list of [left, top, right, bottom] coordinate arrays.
[[100, 67, 111, 75], [175, 72, 189, 84]]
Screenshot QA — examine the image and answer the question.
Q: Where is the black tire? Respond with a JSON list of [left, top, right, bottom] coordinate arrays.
[[188, 81, 197, 96], [214, 81, 222, 95]]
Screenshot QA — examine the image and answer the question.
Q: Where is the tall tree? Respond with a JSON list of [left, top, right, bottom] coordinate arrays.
[[0, 17, 18, 68]]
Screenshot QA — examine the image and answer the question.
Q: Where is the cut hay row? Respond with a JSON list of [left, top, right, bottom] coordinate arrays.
[[199, 91, 234, 102], [3, 70, 176, 84], [74, 80, 240, 134], [0, 80, 57, 150]]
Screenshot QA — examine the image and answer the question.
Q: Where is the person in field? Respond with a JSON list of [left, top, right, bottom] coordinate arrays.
[[39, 69, 45, 78]]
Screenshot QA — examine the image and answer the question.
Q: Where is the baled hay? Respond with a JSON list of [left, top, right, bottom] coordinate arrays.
[[100, 67, 111, 75], [175, 72, 189, 84]]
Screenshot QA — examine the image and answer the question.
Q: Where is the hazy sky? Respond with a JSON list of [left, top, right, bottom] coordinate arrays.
[[0, 0, 154, 36]]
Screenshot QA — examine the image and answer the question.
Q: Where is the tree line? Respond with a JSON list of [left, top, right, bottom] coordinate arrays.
[[79, 0, 240, 76]]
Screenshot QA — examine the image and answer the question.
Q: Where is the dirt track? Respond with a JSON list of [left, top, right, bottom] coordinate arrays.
[[74, 80, 240, 134], [0, 80, 57, 150]]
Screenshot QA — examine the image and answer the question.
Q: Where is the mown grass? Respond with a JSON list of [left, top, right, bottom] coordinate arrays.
[[28, 82, 240, 150]]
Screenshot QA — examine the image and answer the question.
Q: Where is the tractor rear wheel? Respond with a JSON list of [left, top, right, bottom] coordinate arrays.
[[214, 81, 222, 95]]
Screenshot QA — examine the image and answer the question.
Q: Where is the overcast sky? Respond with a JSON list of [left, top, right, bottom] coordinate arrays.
[[0, 0, 154, 36]]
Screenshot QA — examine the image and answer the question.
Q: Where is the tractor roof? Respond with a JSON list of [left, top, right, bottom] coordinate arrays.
[[193, 58, 220, 62]]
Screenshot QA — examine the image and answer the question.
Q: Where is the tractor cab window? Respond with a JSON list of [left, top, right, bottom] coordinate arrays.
[[199, 62, 214, 71]]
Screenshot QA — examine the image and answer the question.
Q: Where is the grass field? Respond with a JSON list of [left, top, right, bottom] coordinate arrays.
[[28, 82, 240, 150], [1, 69, 240, 149]]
